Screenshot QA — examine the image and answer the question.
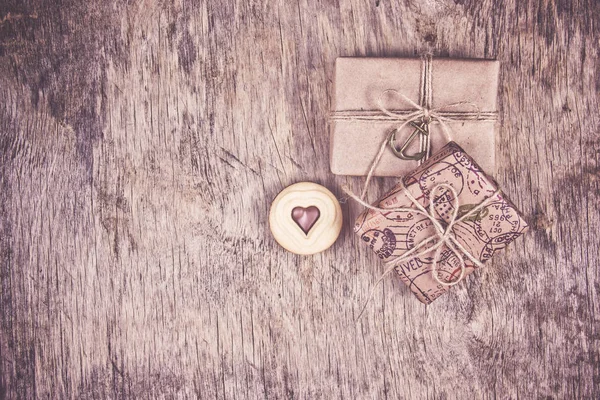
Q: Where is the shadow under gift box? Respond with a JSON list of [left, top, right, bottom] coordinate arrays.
[[330, 57, 499, 176], [354, 142, 528, 304]]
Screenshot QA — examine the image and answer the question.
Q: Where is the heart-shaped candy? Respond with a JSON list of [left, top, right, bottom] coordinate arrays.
[[291, 206, 320, 235]]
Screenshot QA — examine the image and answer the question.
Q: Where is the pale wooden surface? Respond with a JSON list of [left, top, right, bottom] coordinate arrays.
[[1, 0, 599, 398]]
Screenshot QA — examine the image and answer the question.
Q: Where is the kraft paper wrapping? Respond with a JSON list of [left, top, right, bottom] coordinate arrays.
[[330, 57, 499, 176], [354, 142, 528, 304]]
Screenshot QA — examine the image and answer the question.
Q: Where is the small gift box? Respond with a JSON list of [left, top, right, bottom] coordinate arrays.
[[354, 142, 528, 304], [330, 56, 499, 176]]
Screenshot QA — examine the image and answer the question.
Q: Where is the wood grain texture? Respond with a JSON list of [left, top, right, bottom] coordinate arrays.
[[1, 0, 599, 398]]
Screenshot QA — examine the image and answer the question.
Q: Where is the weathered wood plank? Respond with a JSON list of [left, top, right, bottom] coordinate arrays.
[[1, 0, 599, 398]]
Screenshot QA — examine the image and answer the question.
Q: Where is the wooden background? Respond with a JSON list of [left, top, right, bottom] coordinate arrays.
[[1, 0, 599, 398]]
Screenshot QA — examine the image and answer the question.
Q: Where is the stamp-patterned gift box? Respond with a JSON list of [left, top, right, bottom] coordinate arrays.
[[354, 142, 528, 304]]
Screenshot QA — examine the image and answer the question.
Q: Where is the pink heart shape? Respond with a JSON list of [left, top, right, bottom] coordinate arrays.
[[291, 206, 320, 235]]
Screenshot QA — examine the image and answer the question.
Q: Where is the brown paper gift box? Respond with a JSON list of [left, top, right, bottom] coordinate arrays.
[[330, 57, 499, 176], [354, 142, 528, 304]]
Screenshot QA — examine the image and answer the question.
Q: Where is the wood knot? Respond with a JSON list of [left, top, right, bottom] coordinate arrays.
[[424, 33, 437, 44], [530, 211, 553, 231]]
